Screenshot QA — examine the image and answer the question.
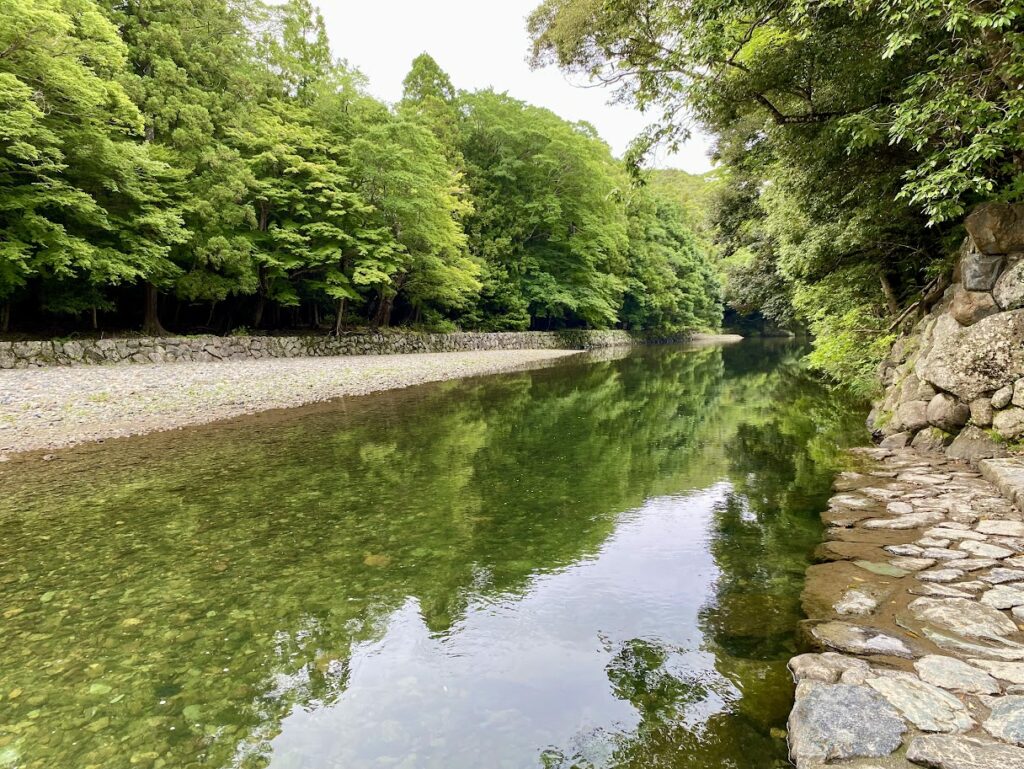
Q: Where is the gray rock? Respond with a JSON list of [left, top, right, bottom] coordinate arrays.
[[919, 568, 967, 583], [836, 589, 882, 616], [867, 672, 975, 732], [951, 287, 1000, 325], [978, 520, 1024, 537], [969, 659, 1024, 684], [966, 202, 1024, 255], [995, 385, 1015, 410], [1015, 378, 1024, 408], [983, 695, 1024, 746], [996, 259, 1024, 311], [914, 655, 1001, 695], [994, 408, 1024, 440], [864, 512, 946, 530], [916, 311, 1024, 402], [962, 253, 1007, 291], [898, 400, 932, 432], [908, 597, 1018, 637], [981, 585, 1024, 609], [789, 652, 872, 684], [882, 431, 914, 449], [788, 683, 906, 763], [981, 567, 1024, 584], [906, 734, 1024, 769], [914, 428, 955, 453], [811, 621, 916, 658], [960, 540, 1015, 559], [970, 398, 994, 428]]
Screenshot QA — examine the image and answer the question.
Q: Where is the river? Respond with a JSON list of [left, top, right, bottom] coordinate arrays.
[[0, 341, 866, 769]]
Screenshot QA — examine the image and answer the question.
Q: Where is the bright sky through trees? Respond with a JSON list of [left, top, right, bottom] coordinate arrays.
[[315, 0, 714, 174]]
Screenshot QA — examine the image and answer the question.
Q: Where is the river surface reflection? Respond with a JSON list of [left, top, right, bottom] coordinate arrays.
[[0, 341, 866, 769]]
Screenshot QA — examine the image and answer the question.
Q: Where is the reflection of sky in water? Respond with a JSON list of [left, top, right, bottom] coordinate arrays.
[[266, 488, 730, 769]]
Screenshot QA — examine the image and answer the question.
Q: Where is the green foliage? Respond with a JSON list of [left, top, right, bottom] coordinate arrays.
[[528, 0, 1013, 383], [0, 0, 721, 335]]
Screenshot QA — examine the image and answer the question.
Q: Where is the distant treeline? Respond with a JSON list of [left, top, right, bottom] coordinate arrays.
[[0, 0, 722, 336]]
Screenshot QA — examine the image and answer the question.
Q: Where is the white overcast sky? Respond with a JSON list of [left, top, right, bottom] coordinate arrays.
[[316, 0, 714, 173]]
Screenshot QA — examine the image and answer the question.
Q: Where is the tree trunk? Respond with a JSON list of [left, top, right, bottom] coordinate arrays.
[[91, 306, 98, 330], [879, 273, 900, 317], [142, 282, 168, 336], [206, 302, 217, 328], [333, 297, 347, 335], [1, 302, 9, 333], [373, 294, 393, 328]]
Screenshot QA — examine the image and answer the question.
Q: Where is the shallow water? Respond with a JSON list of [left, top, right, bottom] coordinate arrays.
[[0, 341, 866, 769]]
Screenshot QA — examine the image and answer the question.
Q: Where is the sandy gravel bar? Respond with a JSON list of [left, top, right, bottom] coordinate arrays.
[[0, 349, 580, 457]]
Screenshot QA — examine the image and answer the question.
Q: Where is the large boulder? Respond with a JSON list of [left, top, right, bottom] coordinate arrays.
[[951, 286, 1000, 325], [995, 259, 1024, 310], [896, 400, 931, 432], [927, 393, 970, 432], [966, 202, 1024, 255], [947, 426, 1008, 462], [916, 311, 1024, 401]]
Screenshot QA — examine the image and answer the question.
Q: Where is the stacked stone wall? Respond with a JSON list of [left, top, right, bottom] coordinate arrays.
[[873, 203, 1024, 461], [0, 329, 687, 369]]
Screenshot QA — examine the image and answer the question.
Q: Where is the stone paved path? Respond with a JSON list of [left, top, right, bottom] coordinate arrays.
[[789, 448, 1024, 768], [0, 349, 580, 458]]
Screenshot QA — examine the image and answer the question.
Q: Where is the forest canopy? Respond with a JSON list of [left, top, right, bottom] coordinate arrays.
[[529, 0, 1024, 391], [0, 0, 721, 336]]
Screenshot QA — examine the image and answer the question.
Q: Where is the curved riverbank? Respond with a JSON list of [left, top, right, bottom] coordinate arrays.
[[0, 349, 582, 458], [789, 446, 1024, 767]]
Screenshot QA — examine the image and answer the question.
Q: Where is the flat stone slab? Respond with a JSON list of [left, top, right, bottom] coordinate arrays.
[[811, 621, 916, 658], [915, 655, 1001, 695], [909, 597, 1019, 637], [980, 458, 1024, 511], [969, 660, 1024, 684], [906, 734, 1024, 768], [984, 696, 1024, 746], [788, 682, 906, 763], [866, 672, 975, 732]]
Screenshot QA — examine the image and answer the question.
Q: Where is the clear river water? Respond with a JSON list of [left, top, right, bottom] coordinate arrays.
[[0, 341, 866, 769]]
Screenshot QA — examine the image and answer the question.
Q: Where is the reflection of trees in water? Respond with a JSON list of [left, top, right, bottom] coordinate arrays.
[[1, 346, 736, 769], [540, 347, 866, 768]]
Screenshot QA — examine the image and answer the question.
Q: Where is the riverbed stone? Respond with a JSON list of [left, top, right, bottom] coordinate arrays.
[[959, 540, 1015, 559], [867, 672, 975, 732], [908, 597, 1018, 637], [981, 567, 1024, 584], [969, 660, 1024, 685], [978, 521, 1024, 538], [906, 734, 1024, 769], [995, 260, 1024, 311], [919, 568, 967, 583], [790, 653, 872, 684], [983, 695, 1024, 745], [865, 512, 947, 530], [836, 589, 882, 616], [788, 683, 906, 763], [914, 655, 1001, 695], [811, 621, 916, 658], [981, 585, 1024, 609]]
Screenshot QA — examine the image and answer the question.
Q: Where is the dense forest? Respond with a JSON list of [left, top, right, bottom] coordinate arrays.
[[529, 0, 1023, 391], [0, 0, 721, 337]]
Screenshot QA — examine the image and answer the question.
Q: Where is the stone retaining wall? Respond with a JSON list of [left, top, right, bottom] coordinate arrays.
[[871, 203, 1024, 462], [0, 330, 686, 369]]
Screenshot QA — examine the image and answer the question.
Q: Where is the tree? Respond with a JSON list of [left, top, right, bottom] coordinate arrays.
[[0, 0, 185, 331]]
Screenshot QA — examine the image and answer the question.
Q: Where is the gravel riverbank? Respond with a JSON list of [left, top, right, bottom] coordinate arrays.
[[0, 349, 581, 458]]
